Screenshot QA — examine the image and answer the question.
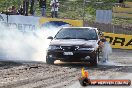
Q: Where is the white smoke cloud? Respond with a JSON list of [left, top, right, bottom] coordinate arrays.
[[0, 23, 66, 62]]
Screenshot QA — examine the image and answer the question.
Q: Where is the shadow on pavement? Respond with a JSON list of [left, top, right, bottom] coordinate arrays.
[[0, 60, 22, 69]]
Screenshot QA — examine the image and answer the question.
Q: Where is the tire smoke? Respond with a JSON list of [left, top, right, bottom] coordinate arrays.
[[0, 23, 66, 62]]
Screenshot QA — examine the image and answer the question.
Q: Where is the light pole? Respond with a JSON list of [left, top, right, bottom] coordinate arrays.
[[6, 0, 9, 23], [83, 0, 86, 23], [83, 0, 91, 26]]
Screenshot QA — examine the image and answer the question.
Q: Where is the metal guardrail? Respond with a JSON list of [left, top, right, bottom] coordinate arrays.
[[91, 22, 132, 35]]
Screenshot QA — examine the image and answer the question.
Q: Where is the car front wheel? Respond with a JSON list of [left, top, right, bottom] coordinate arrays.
[[46, 57, 55, 65], [90, 51, 99, 66]]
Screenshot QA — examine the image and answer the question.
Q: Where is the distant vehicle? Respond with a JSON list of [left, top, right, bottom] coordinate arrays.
[[46, 27, 100, 66]]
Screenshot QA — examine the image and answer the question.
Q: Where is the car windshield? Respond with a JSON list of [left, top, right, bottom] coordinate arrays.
[[55, 28, 98, 40]]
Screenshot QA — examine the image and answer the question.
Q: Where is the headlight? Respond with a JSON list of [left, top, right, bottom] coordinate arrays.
[[78, 48, 95, 51], [48, 46, 60, 50]]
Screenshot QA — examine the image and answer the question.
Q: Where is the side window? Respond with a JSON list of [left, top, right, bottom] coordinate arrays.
[[89, 30, 98, 40]]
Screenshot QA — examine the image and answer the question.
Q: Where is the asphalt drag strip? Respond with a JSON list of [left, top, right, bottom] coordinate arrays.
[[0, 49, 131, 88]]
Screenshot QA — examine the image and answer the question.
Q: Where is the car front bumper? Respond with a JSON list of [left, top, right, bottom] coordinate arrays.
[[46, 50, 96, 62]]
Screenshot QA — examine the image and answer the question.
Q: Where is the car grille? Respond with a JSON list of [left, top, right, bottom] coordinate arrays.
[[60, 46, 79, 51]]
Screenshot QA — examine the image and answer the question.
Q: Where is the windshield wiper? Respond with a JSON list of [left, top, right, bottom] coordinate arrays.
[[56, 37, 91, 40], [63, 37, 72, 39], [56, 37, 73, 39], [78, 38, 89, 40]]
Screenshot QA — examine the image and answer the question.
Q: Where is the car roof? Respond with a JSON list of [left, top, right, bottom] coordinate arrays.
[[62, 27, 97, 30], [62, 27, 98, 33]]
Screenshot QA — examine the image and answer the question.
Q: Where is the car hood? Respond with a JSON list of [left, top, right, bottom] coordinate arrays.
[[50, 39, 98, 48]]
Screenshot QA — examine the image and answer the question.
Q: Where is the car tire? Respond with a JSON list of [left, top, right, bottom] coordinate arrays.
[[97, 48, 100, 61], [90, 51, 99, 66], [46, 57, 54, 65]]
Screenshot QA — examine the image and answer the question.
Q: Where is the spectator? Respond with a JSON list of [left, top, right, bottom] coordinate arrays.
[[23, 0, 29, 16], [118, 0, 125, 7], [50, 0, 59, 18], [39, 0, 46, 17], [6, 6, 17, 15], [30, 0, 38, 16], [8, 7, 12, 13], [17, 5, 24, 15], [11, 6, 17, 14], [118, 0, 124, 3]]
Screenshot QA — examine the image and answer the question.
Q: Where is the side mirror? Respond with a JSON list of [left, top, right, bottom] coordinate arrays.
[[47, 36, 53, 40], [98, 31, 103, 36]]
